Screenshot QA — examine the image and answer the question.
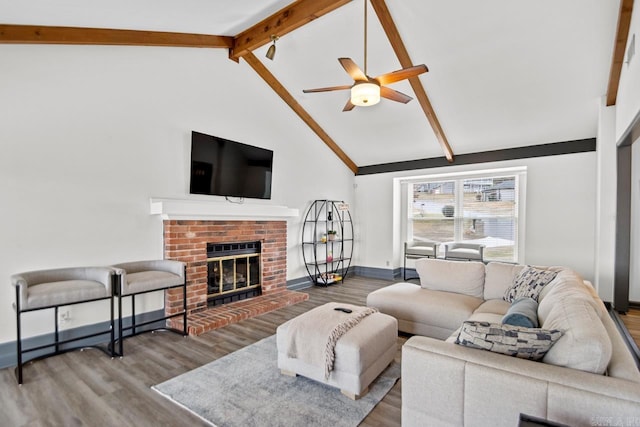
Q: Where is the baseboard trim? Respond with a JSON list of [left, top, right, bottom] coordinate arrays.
[[286, 276, 313, 291], [0, 309, 165, 370], [351, 266, 396, 281]]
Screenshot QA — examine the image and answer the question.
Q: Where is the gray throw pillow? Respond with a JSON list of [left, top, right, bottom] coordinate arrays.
[[502, 297, 539, 328], [504, 266, 558, 303], [455, 321, 563, 361]]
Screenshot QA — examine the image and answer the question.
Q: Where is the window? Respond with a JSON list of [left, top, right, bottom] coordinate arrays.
[[406, 168, 525, 263]]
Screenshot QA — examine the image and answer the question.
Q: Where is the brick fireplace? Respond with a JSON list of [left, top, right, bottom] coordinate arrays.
[[155, 200, 308, 335]]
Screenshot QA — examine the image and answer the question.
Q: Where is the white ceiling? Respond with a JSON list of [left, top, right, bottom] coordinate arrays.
[[2, 0, 621, 167]]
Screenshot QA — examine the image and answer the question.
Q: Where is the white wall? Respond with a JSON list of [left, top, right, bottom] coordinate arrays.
[[0, 44, 354, 344], [355, 152, 597, 283]]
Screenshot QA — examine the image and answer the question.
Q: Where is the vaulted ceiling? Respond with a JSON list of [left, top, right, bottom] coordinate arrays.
[[1, 0, 630, 173]]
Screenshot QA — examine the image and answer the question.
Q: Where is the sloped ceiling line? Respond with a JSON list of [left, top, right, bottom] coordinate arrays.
[[230, 0, 352, 61], [0, 0, 457, 169], [234, 0, 455, 169], [607, 0, 635, 106], [370, 0, 455, 163], [242, 52, 359, 174], [0, 24, 233, 48]]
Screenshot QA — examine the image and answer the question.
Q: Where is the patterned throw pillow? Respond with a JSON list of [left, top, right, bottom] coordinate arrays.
[[455, 321, 563, 361], [504, 266, 558, 303]]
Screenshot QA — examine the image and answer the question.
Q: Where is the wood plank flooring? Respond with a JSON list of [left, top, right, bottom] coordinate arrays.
[[0, 276, 403, 427], [620, 308, 640, 349], [4, 278, 639, 427]]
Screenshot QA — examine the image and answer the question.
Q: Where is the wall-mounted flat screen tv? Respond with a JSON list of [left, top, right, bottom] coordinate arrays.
[[190, 131, 273, 199]]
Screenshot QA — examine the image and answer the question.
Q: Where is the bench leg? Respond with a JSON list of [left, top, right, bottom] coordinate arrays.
[[131, 294, 136, 336], [15, 287, 23, 385], [118, 291, 124, 357], [182, 269, 188, 336]]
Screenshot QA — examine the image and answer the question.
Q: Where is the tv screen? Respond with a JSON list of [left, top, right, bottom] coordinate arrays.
[[190, 131, 273, 199]]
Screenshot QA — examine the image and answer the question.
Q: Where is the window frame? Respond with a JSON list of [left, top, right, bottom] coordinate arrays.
[[398, 166, 527, 264]]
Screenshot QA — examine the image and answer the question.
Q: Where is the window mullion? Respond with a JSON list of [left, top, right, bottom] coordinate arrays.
[[454, 179, 464, 242]]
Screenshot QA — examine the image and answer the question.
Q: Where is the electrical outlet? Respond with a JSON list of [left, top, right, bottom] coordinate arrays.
[[386, 260, 390, 266], [59, 310, 71, 323]]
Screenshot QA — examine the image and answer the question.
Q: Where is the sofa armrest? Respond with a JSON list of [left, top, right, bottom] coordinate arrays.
[[402, 336, 640, 427]]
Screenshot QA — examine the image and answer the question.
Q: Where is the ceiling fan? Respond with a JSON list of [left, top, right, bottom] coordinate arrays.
[[302, 0, 428, 112]]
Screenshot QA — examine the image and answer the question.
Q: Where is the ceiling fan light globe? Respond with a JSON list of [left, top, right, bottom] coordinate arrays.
[[350, 82, 380, 106]]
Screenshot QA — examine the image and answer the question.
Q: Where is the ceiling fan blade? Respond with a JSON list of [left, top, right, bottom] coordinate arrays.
[[338, 58, 367, 82], [380, 86, 413, 104], [375, 64, 428, 86], [303, 85, 353, 93], [342, 99, 356, 112]]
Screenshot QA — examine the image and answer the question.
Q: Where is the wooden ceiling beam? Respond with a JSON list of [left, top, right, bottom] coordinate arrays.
[[606, 0, 634, 106], [230, 0, 352, 61], [0, 24, 233, 48], [370, 0, 454, 163], [242, 52, 358, 174]]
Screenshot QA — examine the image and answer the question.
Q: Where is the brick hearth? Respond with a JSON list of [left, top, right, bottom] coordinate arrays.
[[162, 219, 308, 335]]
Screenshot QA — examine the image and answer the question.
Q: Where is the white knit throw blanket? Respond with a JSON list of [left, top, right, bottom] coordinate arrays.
[[285, 302, 378, 379]]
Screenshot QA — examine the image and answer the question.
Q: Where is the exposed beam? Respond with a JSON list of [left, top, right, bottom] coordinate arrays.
[[0, 24, 233, 48], [607, 0, 634, 106], [242, 52, 358, 174], [230, 0, 352, 61], [370, 0, 455, 163]]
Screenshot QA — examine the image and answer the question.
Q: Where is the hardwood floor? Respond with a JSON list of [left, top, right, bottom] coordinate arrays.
[[620, 308, 640, 349], [0, 276, 403, 427]]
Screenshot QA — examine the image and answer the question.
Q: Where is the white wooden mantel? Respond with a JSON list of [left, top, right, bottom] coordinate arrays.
[[149, 198, 299, 221]]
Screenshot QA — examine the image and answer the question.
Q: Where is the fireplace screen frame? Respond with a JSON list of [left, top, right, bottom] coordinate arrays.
[[207, 253, 261, 297], [205, 241, 262, 307]]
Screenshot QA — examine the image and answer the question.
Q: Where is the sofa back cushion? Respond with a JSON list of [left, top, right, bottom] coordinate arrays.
[[415, 258, 485, 298], [483, 262, 525, 300]]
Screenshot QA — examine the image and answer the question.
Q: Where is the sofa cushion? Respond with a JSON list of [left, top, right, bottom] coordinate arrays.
[[455, 321, 563, 360], [468, 311, 505, 324], [504, 266, 558, 302], [484, 262, 525, 300], [502, 297, 539, 328], [473, 299, 511, 316], [415, 258, 485, 298], [367, 282, 483, 339], [540, 294, 612, 374]]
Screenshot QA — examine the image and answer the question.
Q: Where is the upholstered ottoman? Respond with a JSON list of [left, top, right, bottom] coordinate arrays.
[[276, 302, 397, 399]]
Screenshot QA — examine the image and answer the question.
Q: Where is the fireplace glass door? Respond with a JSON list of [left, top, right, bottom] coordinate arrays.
[[207, 254, 260, 296]]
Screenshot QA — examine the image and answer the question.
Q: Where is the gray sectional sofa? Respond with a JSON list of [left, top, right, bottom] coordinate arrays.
[[366, 258, 640, 427]]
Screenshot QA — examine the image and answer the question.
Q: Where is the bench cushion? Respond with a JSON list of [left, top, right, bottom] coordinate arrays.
[[121, 271, 183, 295], [26, 280, 109, 310]]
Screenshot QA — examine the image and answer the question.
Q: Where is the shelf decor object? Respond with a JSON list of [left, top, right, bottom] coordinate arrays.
[[301, 200, 353, 286]]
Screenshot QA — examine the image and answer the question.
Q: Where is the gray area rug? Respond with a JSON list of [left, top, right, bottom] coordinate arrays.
[[152, 335, 400, 427]]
